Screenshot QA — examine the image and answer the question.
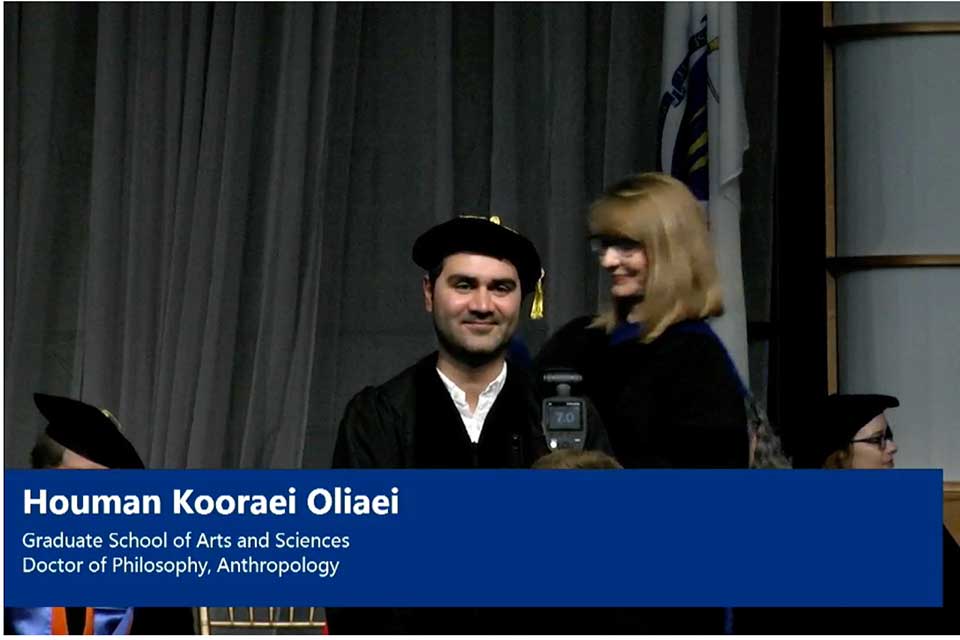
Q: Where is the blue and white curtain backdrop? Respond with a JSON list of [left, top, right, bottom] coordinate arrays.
[[658, 2, 751, 387]]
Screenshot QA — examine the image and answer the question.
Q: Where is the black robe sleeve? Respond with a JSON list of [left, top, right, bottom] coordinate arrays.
[[331, 387, 406, 469], [328, 385, 414, 633]]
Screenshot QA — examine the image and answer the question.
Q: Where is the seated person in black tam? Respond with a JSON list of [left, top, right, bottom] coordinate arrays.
[[5, 393, 196, 636], [737, 394, 959, 634], [793, 393, 900, 470]]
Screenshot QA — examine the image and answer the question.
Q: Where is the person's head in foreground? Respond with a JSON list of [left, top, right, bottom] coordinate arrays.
[[588, 172, 723, 339], [532, 449, 623, 470], [795, 394, 899, 469], [413, 214, 543, 369], [30, 393, 144, 469]]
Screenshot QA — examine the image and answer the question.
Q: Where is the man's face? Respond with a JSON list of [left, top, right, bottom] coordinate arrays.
[[56, 448, 108, 470], [424, 252, 522, 366]]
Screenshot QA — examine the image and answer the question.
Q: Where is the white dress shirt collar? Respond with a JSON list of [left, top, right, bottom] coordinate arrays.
[[435, 362, 508, 444]]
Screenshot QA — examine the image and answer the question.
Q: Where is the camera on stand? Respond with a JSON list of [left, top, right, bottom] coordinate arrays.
[[541, 369, 587, 451]]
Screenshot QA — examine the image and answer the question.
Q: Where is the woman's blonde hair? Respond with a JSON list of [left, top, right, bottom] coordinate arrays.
[[589, 172, 723, 341]]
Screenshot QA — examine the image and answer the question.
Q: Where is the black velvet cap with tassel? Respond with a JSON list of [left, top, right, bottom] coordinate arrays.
[[412, 214, 545, 318]]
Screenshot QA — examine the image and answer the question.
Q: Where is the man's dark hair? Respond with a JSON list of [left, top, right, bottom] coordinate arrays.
[[30, 432, 66, 469], [427, 263, 443, 288]]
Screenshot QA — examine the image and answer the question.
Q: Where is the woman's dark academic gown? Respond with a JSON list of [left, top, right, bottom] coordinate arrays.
[[536, 316, 749, 469], [532, 316, 748, 634]]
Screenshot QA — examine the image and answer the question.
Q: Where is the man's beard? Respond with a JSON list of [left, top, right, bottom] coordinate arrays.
[[433, 316, 510, 368]]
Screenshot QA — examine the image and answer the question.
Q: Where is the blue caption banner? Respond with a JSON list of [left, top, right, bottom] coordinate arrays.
[[4, 469, 943, 607]]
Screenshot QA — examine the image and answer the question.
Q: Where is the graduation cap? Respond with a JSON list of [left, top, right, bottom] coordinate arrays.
[[34, 393, 145, 469], [794, 393, 899, 468], [412, 215, 545, 318]]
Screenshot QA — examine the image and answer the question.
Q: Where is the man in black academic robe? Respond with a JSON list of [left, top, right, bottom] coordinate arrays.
[[327, 215, 552, 634], [333, 351, 546, 469]]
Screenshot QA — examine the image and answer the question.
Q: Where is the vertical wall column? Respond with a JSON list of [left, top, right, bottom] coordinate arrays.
[[823, 3, 960, 486]]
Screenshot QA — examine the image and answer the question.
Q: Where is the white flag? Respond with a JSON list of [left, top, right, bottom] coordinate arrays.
[[658, 2, 751, 387]]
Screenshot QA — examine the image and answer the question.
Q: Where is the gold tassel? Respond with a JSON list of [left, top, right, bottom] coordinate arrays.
[[530, 269, 545, 319]]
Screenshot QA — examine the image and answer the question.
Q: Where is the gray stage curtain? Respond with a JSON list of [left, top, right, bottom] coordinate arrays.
[[5, 2, 779, 470], [7, 3, 340, 468]]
